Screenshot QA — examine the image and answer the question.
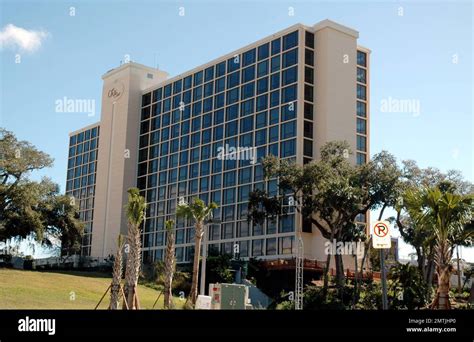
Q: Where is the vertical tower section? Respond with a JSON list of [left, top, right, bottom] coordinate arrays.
[[91, 62, 168, 258], [313, 19, 359, 163], [301, 20, 370, 267], [65, 124, 100, 256]]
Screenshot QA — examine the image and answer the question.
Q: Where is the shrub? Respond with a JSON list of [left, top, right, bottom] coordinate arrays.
[[388, 263, 429, 309]]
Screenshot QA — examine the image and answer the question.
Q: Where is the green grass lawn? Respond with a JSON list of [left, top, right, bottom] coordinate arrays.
[[0, 268, 183, 309]]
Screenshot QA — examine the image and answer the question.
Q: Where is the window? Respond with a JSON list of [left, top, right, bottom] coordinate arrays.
[[227, 56, 240, 72], [214, 109, 224, 124], [237, 222, 250, 238], [357, 152, 367, 165], [173, 80, 182, 94], [182, 91, 191, 105], [304, 121, 313, 138], [204, 66, 214, 82], [281, 139, 296, 157], [215, 93, 225, 109], [212, 158, 222, 175], [153, 88, 162, 103], [304, 85, 314, 102], [357, 67, 366, 84], [270, 73, 280, 90], [242, 65, 255, 83], [281, 84, 297, 103], [279, 215, 294, 232], [281, 121, 296, 139], [255, 129, 266, 146], [215, 77, 225, 93], [243, 49, 256, 66], [239, 167, 252, 184], [270, 91, 279, 108], [282, 66, 297, 85], [256, 111, 267, 128], [203, 97, 213, 112], [225, 120, 238, 137], [193, 71, 203, 86], [223, 171, 236, 187], [204, 82, 213, 98], [305, 66, 314, 84], [243, 82, 255, 100], [304, 139, 313, 156], [283, 31, 298, 50], [190, 163, 199, 178], [257, 77, 268, 95], [257, 60, 268, 78], [223, 206, 235, 222], [227, 71, 240, 88], [238, 185, 251, 202], [271, 38, 281, 55], [193, 86, 202, 101], [253, 223, 264, 236], [183, 75, 192, 90], [241, 99, 254, 116], [305, 31, 314, 48], [269, 108, 279, 125], [223, 188, 235, 204], [357, 50, 367, 67], [227, 88, 239, 105], [164, 85, 172, 98], [163, 98, 171, 113], [266, 238, 277, 255], [201, 144, 211, 159], [357, 101, 366, 117], [279, 236, 294, 254], [357, 118, 367, 134], [357, 135, 367, 151], [269, 125, 278, 142], [357, 84, 366, 100], [211, 175, 221, 189], [214, 127, 224, 143], [258, 43, 269, 60], [256, 94, 268, 111], [270, 56, 281, 75], [282, 48, 298, 68], [240, 116, 253, 133], [216, 61, 226, 77], [226, 104, 239, 121], [252, 239, 264, 256], [269, 143, 278, 156]]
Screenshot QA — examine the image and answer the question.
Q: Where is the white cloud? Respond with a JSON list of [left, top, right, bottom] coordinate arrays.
[[0, 24, 49, 52]]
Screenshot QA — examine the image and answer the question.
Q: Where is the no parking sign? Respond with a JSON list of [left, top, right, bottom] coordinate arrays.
[[372, 221, 391, 249]]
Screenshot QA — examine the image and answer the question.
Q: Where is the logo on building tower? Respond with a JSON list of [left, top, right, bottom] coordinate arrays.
[[107, 81, 124, 101]]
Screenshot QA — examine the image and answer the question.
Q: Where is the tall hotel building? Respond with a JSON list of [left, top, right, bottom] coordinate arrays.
[[65, 20, 370, 265]]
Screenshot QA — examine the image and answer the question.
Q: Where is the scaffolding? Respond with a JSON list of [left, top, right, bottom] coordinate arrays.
[[295, 233, 304, 310]]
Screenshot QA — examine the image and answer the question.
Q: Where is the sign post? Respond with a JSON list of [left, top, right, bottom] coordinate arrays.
[[372, 221, 391, 310]]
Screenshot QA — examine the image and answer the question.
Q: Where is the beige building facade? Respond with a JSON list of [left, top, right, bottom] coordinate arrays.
[[66, 20, 370, 268]]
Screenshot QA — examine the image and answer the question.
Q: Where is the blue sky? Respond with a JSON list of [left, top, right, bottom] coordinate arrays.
[[1, 0, 473, 260]]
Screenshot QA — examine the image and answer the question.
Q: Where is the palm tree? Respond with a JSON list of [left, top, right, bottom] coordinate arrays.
[[110, 234, 125, 309], [176, 197, 218, 306], [163, 219, 176, 309], [407, 186, 473, 309], [123, 188, 147, 310]]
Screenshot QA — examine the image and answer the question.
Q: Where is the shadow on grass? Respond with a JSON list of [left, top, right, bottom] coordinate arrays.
[[35, 269, 112, 279]]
